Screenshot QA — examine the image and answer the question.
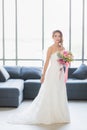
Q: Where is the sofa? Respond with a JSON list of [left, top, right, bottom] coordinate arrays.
[[0, 66, 42, 107], [0, 66, 87, 107], [66, 67, 87, 100]]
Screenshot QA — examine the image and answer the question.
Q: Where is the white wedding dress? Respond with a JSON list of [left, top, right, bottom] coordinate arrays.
[[7, 51, 70, 125]]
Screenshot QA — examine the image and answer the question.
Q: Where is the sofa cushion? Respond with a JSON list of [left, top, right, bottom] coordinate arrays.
[[66, 78, 87, 84], [72, 64, 87, 79], [4, 66, 21, 79], [24, 79, 41, 99], [21, 67, 42, 80], [0, 66, 10, 82], [66, 78, 87, 100], [0, 79, 24, 97]]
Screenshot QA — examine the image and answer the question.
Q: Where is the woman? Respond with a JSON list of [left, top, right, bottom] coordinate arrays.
[[8, 30, 70, 125]]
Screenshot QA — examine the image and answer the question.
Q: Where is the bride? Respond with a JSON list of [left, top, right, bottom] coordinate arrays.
[[7, 30, 70, 125]]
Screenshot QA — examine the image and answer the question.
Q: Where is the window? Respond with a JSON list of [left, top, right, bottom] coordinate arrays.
[[17, 0, 42, 63], [71, 0, 83, 66], [44, 0, 69, 58], [4, 0, 16, 61], [84, 0, 87, 60], [0, 0, 3, 59], [0, 0, 87, 67]]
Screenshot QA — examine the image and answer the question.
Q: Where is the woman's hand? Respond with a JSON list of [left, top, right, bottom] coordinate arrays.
[[65, 62, 70, 67], [40, 75, 45, 84]]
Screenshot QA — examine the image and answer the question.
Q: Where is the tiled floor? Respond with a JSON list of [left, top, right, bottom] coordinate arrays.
[[0, 100, 87, 130]]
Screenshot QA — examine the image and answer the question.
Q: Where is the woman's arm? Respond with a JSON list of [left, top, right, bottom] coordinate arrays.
[[41, 47, 52, 83]]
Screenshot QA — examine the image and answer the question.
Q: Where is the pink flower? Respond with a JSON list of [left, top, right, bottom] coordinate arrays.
[[63, 51, 68, 57], [57, 59, 66, 65]]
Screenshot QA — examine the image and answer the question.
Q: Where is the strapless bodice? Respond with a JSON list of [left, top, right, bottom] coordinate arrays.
[[50, 51, 59, 66], [49, 51, 64, 72]]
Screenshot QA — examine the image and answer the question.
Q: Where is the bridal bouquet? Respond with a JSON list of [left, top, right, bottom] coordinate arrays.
[[57, 50, 73, 65], [57, 50, 73, 83]]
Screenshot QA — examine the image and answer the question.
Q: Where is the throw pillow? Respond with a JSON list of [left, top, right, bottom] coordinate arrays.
[[0, 66, 10, 82], [72, 64, 87, 79], [21, 67, 42, 80]]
